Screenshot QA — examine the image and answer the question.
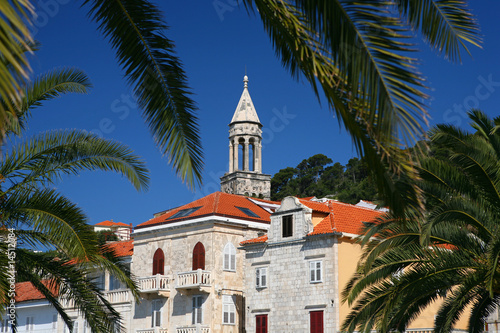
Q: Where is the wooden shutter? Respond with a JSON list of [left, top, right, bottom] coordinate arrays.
[[153, 248, 164, 275], [256, 314, 267, 333], [310, 311, 324, 333], [193, 242, 205, 270]]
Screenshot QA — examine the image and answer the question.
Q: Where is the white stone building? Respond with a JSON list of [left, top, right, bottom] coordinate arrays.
[[240, 196, 381, 333], [131, 191, 273, 333]]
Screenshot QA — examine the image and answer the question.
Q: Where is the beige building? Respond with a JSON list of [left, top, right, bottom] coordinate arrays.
[[131, 192, 272, 333]]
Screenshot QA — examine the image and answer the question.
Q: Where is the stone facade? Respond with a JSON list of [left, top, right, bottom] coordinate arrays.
[[220, 171, 271, 200], [131, 217, 269, 333], [243, 197, 339, 333]]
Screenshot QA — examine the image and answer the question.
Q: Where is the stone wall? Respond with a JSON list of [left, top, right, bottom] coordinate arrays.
[[131, 219, 267, 333]]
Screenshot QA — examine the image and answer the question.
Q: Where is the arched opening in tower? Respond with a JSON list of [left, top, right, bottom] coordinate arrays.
[[249, 139, 255, 171], [238, 138, 245, 171]]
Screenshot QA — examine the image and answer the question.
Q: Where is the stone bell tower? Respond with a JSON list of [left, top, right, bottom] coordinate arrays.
[[220, 76, 271, 200]]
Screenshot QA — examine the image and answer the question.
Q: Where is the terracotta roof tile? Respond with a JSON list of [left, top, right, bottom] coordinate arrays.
[[15, 281, 58, 302], [299, 199, 331, 213], [102, 240, 133, 257], [240, 234, 268, 245], [136, 192, 271, 229], [242, 197, 384, 243], [95, 220, 131, 228]]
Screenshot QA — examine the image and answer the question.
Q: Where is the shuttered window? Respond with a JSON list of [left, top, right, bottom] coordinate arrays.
[[223, 243, 236, 271], [256, 267, 267, 288], [310, 311, 324, 333], [222, 295, 236, 324], [153, 248, 165, 275], [256, 314, 267, 333], [309, 261, 322, 283], [282, 215, 293, 238], [193, 242, 205, 270], [192, 296, 203, 324]]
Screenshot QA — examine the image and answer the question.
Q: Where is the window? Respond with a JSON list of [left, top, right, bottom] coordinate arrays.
[[110, 274, 125, 290], [192, 296, 203, 324], [153, 248, 165, 275], [52, 315, 58, 331], [236, 206, 260, 218], [83, 321, 89, 333], [193, 242, 205, 270], [282, 215, 293, 238], [223, 243, 236, 271], [222, 295, 236, 325], [93, 273, 105, 290], [310, 311, 324, 333], [256, 314, 268, 333], [309, 261, 322, 283], [25, 317, 34, 332], [152, 299, 163, 327], [1, 319, 9, 333], [168, 206, 202, 220], [256, 267, 267, 288], [64, 320, 78, 333]]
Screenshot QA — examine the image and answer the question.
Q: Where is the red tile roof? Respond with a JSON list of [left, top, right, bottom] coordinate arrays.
[[136, 192, 271, 229], [95, 220, 131, 227], [240, 234, 268, 245], [241, 197, 384, 244], [15, 280, 58, 302], [299, 199, 331, 213], [102, 240, 133, 257]]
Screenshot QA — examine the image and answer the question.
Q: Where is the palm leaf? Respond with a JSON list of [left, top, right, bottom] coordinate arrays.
[[81, 0, 203, 188], [0, 0, 34, 139], [5, 68, 92, 135]]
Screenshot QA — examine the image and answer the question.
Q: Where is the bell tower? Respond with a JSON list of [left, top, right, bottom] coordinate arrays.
[[220, 76, 271, 199]]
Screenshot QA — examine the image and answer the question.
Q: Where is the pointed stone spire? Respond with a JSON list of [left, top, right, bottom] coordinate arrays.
[[220, 75, 271, 200], [230, 75, 261, 125]]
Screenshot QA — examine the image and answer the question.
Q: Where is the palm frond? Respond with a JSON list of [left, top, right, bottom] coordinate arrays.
[[81, 0, 203, 188], [5, 68, 92, 136], [0, 0, 34, 139], [396, 0, 482, 62]]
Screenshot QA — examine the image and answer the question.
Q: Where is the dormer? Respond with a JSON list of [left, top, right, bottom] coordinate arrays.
[[268, 197, 314, 242]]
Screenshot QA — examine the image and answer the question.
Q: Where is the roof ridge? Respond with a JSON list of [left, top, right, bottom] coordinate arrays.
[[328, 200, 336, 231], [213, 192, 221, 214]]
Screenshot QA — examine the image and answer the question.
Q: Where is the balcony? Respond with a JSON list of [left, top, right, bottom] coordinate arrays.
[[176, 325, 210, 333], [138, 274, 172, 297], [104, 289, 131, 304], [175, 269, 211, 294], [136, 328, 168, 333]]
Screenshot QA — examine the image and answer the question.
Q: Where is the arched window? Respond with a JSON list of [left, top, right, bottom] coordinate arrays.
[[192, 242, 205, 270], [153, 248, 164, 275], [223, 243, 236, 271]]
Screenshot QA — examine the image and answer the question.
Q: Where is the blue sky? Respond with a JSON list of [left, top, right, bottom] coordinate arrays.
[[18, 1, 500, 226]]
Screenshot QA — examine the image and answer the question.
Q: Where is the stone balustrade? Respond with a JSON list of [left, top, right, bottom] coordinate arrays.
[[104, 289, 131, 303], [138, 274, 172, 293], [175, 325, 210, 333], [176, 269, 211, 289], [136, 328, 168, 333]]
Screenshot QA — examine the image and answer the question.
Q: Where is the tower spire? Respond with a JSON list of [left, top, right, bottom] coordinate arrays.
[[220, 75, 271, 200]]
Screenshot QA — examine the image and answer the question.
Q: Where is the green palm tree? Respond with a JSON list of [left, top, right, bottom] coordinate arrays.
[[0, 69, 149, 332], [342, 110, 500, 333], [0, 0, 481, 195]]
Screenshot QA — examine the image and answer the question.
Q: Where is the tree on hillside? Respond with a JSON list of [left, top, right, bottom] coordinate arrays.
[[342, 110, 500, 333], [0, 69, 149, 332], [271, 154, 377, 204], [0, 1, 481, 198]]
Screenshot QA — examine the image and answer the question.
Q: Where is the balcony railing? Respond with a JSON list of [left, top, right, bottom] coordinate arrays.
[[138, 274, 172, 295], [176, 325, 210, 333], [104, 289, 131, 303], [136, 328, 168, 333], [175, 269, 211, 293]]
